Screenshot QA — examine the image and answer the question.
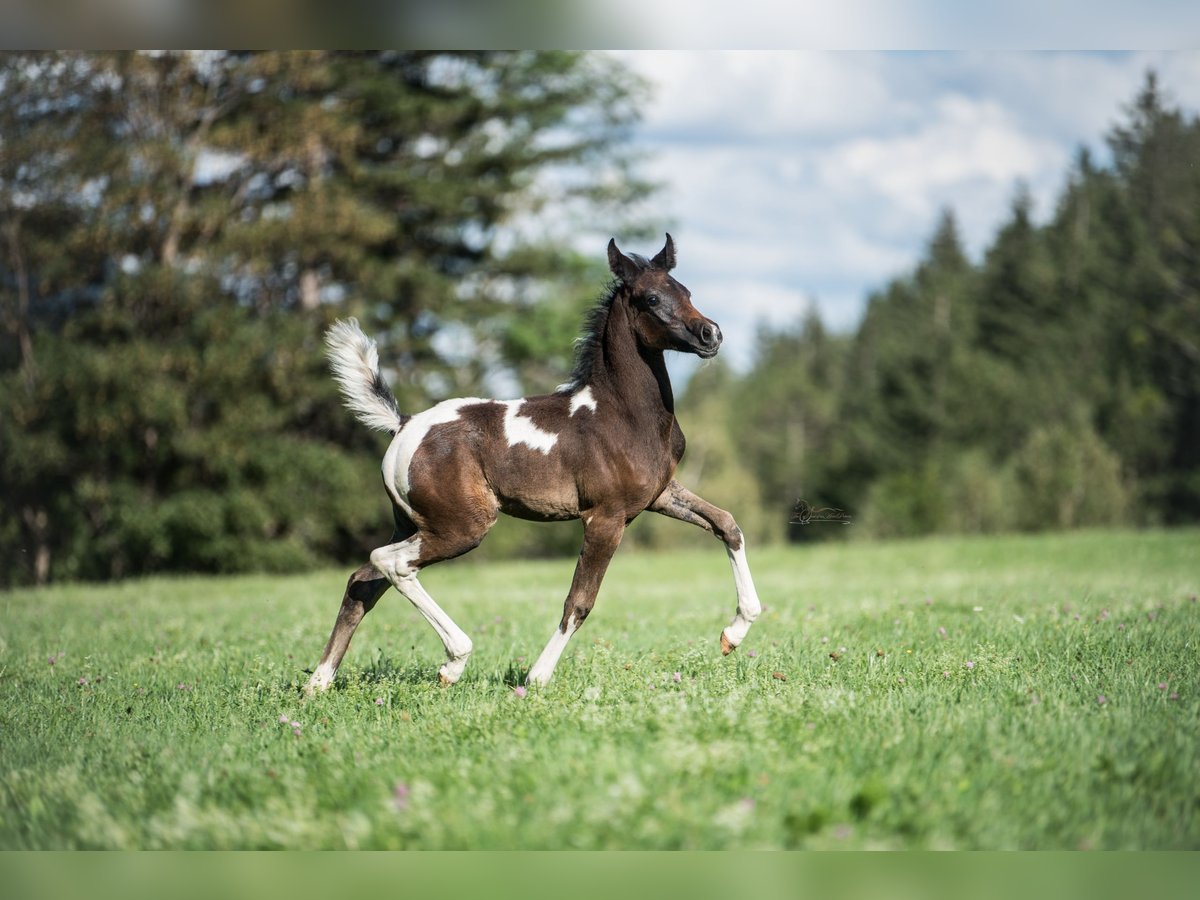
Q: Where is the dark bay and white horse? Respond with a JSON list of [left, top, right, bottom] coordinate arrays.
[[306, 235, 761, 691]]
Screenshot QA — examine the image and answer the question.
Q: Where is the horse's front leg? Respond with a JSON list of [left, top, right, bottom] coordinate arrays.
[[649, 479, 762, 654], [526, 515, 625, 687]]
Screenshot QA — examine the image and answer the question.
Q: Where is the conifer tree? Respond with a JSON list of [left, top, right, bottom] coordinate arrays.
[[0, 51, 652, 584]]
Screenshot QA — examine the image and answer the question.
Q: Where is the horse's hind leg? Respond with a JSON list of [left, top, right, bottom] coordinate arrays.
[[370, 527, 489, 685], [649, 480, 761, 654], [305, 562, 391, 694]]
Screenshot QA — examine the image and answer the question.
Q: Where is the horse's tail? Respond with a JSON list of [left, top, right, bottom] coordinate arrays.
[[324, 318, 408, 434]]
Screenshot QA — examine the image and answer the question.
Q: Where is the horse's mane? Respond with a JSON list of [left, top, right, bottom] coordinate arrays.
[[556, 254, 651, 393]]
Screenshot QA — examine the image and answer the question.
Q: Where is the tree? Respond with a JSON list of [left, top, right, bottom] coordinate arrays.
[[1104, 72, 1200, 520], [0, 53, 124, 584], [832, 211, 980, 522], [0, 51, 655, 585], [738, 303, 847, 541]]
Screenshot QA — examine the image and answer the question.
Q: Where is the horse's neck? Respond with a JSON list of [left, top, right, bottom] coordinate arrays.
[[594, 299, 675, 432]]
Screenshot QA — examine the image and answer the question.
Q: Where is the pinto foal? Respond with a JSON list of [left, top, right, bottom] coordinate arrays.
[[306, 235, 761, 691]]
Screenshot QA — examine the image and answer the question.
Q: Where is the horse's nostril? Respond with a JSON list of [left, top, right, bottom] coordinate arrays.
[[700, 323, 721, 347]]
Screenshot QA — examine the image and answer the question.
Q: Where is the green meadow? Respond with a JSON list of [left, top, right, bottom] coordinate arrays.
[[1, 528, 1197, 849]]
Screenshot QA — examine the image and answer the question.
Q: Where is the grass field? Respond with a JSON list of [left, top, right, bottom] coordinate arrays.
[[1, 528, 1197, 849]]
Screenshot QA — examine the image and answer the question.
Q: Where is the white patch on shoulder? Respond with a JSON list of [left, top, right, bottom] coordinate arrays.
[[569, 386, 597, 416], [503, 400, 558, 454], [382, 398, 490, 516]]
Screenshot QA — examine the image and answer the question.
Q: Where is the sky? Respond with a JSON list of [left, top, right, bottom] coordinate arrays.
[[605, 51, 1200, 375]]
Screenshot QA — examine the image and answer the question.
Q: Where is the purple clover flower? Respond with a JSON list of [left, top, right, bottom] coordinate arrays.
[[394, 782, 410, 811]]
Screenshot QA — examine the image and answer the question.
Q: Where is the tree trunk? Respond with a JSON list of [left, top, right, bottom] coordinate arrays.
[[4, 217, 36, 386], [21, 506, 50, 585], [299, 268, 320, 310]]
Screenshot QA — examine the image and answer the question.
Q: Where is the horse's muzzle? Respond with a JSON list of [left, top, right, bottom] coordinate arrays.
[[694, 320, 722, 358]]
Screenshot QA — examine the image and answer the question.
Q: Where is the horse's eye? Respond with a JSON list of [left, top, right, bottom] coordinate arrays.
[[645, 294, 660, 307]]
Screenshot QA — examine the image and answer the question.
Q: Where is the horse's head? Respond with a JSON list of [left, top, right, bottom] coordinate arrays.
[[607, 234, 722, 359]]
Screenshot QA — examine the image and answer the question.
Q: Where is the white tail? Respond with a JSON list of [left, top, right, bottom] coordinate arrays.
[[324, 318, 405, 434]]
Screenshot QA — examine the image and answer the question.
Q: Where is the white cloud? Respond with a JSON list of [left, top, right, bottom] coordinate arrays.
[[609, 2, 919, 50], [616, 51, 899, 139], [606, 3, 1200, 50], [828, 95, 1063, 200]]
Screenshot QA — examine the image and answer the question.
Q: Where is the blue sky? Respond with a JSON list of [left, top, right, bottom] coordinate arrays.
[[604, 51, 1200, 375]]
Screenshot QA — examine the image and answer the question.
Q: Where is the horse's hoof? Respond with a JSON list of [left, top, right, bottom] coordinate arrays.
[[438, 655, 469, 686], [721, 632, 735, 655]]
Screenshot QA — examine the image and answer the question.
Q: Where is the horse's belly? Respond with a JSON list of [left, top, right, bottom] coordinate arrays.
[[497, 490, 580, 522]]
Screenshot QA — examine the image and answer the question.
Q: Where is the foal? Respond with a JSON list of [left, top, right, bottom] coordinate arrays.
[[306, 235, 761, 691]]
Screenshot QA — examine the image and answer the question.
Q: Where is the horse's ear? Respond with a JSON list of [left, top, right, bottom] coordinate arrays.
[[650, 233, 676, 271], [607, 238, 640, 282]]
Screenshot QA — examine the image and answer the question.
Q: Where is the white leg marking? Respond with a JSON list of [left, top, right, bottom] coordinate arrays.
[[371, 537, 473, 684], [569, 386, 597, 415], [305, 660, 337, 694], [370, 536, 423, 581], [382, 397, 491, 517], [721, 542, 761, 649], [397, 576, 474, 684], [503, 400, 558, 453], [526, 615, 578, 687]]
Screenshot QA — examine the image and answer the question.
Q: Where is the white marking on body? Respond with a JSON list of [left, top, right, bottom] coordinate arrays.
[[503, 400, 558, 454], [721, 542, 761, 649], [526, 614, 578, 686], [381, 397, 489, 517], [569, 386, 597, 415], [370, 536, 473, 684], [371, 536, 423, 581]]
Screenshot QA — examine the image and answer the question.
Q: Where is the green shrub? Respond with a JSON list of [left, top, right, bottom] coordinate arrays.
[[857, 463, 947, 539], [1010, 420, 1130, 530], [943, 449, 1016, 534]]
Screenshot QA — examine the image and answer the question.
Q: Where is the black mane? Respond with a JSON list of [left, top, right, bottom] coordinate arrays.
[[557, 280, 619, 393], [557, 254, 655, 393]]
